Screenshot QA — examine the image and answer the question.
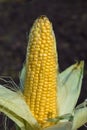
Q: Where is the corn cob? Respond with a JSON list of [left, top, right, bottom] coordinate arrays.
[[23, 16, 58, 127]]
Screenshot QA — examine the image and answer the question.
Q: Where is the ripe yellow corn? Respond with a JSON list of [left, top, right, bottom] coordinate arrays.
[[23, 16, 58, 127]]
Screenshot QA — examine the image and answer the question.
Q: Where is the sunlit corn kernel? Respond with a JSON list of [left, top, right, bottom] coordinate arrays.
[[40, 44, 44, 49], [38, 82, 43, 87], [35, 107, 39, 112], [35, 114, 39, 119], [30, 104, 34, 109], [40, 20, 44, 26], [42, 35, 46, 40], [35, 103, 40, 108]]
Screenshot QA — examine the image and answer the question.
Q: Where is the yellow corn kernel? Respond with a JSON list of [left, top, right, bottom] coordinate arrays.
[[23, 16, 58, 127]]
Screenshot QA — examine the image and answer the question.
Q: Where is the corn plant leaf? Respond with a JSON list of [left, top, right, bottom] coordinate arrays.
[[43, 122, 72, 130], [72, 101, 87, 130], [58, 61, 84, 115], [0, 85, 39, 130]]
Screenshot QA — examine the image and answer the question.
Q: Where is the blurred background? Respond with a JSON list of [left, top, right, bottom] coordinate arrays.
[[0, 0, 87, 130]]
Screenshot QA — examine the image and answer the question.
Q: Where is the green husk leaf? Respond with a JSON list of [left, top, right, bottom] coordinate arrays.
[[0, 85, 39, 130], [43, 122, 72, 130], [47, 113, 73, 123], [0, 105, 25, 130], [19, 64, 26, 91], [72, 101, 87, 130], [58, 61, 84, 115]]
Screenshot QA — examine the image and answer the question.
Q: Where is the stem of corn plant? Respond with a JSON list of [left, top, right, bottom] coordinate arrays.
[[23, 16, 58, 128]]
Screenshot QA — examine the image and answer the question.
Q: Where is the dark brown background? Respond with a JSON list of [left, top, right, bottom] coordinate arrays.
[[0, 1, 87, 130]]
